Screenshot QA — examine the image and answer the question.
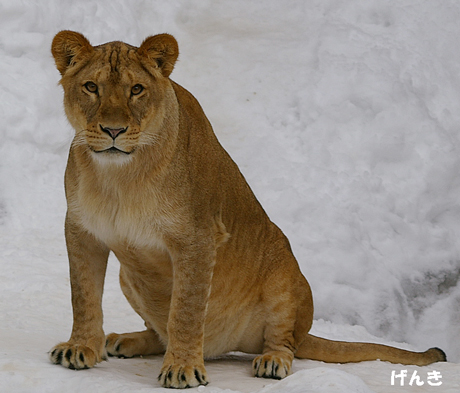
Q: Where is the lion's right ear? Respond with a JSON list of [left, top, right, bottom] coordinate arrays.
[[51, 31, 94, 76]]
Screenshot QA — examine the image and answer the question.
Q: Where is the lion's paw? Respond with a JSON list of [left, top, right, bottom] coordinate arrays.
[[49, 342, 107, 370], [106, 332, 141, 358], [253, 352, 292, 380], [106, 333, 132, 358], [158, 361, 208, 388]]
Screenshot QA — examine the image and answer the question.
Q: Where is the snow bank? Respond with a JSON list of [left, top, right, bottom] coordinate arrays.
[[1, 0, 459, 392]]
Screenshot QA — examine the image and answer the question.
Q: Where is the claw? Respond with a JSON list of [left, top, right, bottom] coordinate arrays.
[[159, 363, 208, 388], [49, 342, 104, 370], [253, 352, 292, 380]]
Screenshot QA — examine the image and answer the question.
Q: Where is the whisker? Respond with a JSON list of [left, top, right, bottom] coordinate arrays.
[[71, 129, 88, 147], [139, 132, 167, 147]]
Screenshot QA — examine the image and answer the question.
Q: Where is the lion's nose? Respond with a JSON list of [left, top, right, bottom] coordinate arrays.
[[100, 125, 127, 139]]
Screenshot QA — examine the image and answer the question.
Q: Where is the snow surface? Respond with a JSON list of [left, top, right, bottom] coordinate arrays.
[[1, 0, 460, 391]]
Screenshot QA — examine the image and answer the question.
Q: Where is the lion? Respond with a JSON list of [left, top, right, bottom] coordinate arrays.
[[48, 30, 446, 389]]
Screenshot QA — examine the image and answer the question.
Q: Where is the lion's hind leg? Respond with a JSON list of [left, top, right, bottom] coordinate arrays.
[[252, 300, 297, 379], [252, 289, 297, 379], [253, 261, 313, 380], [106, 329, 165, 358]]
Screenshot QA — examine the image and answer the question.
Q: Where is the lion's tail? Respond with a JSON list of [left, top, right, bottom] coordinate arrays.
[[295, 334, 446, 366]]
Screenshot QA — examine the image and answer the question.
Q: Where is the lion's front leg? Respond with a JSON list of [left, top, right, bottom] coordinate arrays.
[[49, 216, 109, 370], [158, 237, 215, 389]]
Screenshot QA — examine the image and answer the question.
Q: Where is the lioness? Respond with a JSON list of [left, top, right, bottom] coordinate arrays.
[[49, 30, 446, 389]]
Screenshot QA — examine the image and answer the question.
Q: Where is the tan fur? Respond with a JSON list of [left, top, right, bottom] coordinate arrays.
[[49, 31, 446, 389]]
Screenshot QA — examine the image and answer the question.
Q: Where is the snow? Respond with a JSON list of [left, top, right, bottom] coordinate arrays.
[[1, 0, 460, 391]]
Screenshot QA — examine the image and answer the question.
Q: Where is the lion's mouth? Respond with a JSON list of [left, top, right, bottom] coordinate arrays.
[[93, 146, 131, 155]]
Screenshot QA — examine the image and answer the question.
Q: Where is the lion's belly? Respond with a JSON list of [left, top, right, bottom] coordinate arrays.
[[115, 246, 265, 357], [114, 246, 173, 340], [203, 295, 265, 357]]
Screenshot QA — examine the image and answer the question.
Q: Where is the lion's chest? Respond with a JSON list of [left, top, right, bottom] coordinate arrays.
[[73, 175, 168, 251]]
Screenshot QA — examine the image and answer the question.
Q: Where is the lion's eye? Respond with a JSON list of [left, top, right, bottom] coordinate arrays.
[[84, 82, 98, 94], [131, 84, 144, 96]]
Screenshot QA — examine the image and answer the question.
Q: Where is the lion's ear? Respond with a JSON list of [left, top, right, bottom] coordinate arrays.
[[138, 34, 179, 78], [51, 30, 94, 76]]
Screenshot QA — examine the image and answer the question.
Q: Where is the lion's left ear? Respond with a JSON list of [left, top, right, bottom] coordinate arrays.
[[138, 34, 179, 78]]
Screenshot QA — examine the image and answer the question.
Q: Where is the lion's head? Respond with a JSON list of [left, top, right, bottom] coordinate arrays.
[[51, 31, 179, 165]]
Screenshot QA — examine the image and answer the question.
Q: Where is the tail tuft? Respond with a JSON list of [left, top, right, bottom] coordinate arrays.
[[427, 347, 446, 362]]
